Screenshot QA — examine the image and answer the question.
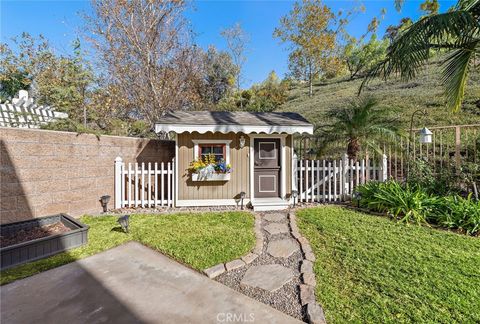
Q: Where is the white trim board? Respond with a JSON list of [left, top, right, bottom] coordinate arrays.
[[249, 134, 288, 204], [192, 139, 233, 144], [249, 140, 255, 205], [175, 199, 250, 207], [192, 139, 232, 164], [155, 124, 313, 135], [174, 133, 179, 207], [291, 135, 296, 192], [281, 136, 286, 199]]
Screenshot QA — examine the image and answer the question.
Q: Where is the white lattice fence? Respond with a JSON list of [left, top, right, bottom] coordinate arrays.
[[114, 157, 175, 208], [0, 90, 68, 128], [294, 154, 387, 203]]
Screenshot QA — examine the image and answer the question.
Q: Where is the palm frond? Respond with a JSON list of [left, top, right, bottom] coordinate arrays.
[[364, 139, 386, 157], [457, 0, 480, 11], [360, 4, 480, 111], [364, 10, 477, 82], [394, 0, 405, 12], [318, 96, 402, 158], [441, 42, 477, 112]]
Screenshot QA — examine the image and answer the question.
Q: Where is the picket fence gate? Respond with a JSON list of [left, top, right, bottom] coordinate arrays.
[[114, 157, 175, 208], [294, 154, 388, 203]]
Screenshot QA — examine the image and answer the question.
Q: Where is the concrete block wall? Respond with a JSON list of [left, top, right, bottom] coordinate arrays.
[[0, 127, 174, 224]]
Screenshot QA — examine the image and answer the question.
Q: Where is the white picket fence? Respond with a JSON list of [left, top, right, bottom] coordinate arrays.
[[294, 154, 387, 203], [113, 154, 387, 209], [114, 157, 175, 208]]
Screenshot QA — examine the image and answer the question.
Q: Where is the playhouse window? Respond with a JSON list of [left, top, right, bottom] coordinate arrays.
[[192, 139, 231, 164], [198, 144, 226, 162]]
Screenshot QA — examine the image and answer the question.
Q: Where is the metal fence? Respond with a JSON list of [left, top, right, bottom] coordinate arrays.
[[295, 124, 480, 181]]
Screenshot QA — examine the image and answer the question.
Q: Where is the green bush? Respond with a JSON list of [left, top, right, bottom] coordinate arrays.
[[357, 181, 441, 224], [407, 158, 459, 196], [356, 181, 480, 235], [437, 194, 480, 235]]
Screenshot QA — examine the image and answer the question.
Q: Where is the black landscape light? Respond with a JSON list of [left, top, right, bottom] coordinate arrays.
[[240, 191, 246, 210], [100, 195, 111, 212], [118, 215, 130, 233], [352, 191, 361, 208], [292, 190, 298, 207]]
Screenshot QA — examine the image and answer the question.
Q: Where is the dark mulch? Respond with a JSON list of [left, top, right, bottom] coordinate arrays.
[[0, 222, 71, 248]]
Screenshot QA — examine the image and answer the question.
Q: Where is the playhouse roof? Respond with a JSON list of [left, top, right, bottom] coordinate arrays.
[[154, 111, 314, 135]]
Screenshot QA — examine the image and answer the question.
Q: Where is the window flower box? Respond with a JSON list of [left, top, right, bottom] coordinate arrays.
[[191, 173, 231, 182], [189, 153, 232, 182]]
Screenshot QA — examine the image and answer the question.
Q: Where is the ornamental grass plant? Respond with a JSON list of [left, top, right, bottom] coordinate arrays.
[[356, 181, 480, 235]]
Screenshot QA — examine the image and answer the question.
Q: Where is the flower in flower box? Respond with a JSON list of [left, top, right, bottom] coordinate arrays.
[[188, 154, 232, 175]]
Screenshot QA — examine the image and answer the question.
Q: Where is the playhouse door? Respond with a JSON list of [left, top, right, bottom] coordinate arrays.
[[254, 139, 280, 198]]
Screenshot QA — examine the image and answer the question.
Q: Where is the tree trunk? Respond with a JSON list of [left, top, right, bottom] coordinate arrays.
[[309, 75, 313, 97], [308, 61, 313, 97], [83, 106, 87, 128], [237, 78, 243, 109], [82, 86, 87, 128], [347, 138, 360, 160], [350, 69, 358, 80]]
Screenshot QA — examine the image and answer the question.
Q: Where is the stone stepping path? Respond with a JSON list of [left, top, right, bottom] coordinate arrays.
[[241, 264, 294, 292], [213, 211, 303, 320], [267, 239, 299, 258], [264, 223, 289, 235], [212, 210, 327, 323], [263, 212, 287, 222]]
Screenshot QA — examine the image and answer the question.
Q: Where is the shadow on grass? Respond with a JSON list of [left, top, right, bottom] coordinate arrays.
[[110, 226, 127, 233]]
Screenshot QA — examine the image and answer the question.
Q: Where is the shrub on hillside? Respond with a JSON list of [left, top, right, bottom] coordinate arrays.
[[215, 71, 289, 112]]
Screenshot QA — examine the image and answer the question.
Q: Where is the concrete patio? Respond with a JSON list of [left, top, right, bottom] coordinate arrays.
[[1, 242, 301, 324]]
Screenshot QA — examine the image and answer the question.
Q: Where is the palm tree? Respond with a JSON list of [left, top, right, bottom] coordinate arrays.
[[362, 0, 479, 113], [319, 97, 401, 160]]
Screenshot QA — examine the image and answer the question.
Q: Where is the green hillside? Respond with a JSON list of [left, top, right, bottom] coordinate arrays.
[[279, 61, 480, 130]]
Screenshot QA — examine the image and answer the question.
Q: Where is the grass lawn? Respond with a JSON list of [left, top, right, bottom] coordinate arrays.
[[296, 206, 480, 323], [1, 211, 255, 285]]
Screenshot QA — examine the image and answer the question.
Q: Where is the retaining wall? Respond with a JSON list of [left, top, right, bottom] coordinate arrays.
[[0, 127, 174, 223]]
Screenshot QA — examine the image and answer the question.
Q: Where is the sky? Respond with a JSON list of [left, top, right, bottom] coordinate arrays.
[[0, 0, 457, 88]]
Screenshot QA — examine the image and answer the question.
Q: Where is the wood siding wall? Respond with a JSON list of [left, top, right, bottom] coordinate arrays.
[[177, 133, 293, 201]]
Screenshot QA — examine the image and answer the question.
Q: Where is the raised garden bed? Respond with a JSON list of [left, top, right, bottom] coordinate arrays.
[[0, 214, 89, 270]]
